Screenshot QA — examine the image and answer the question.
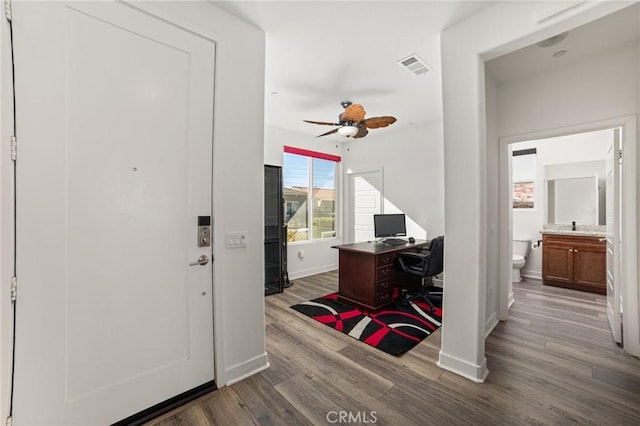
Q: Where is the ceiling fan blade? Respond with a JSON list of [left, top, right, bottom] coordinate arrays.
[[304, 119, 341, 126], [363, 116, 397, 129], [353, 126, 369, 139], [316, 127, 340, 138], [342, 104, 366, 123]]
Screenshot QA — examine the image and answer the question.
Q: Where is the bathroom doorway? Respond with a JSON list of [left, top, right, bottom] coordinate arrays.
[[499, 116, 638, 356], [509, 129, 611, 283]]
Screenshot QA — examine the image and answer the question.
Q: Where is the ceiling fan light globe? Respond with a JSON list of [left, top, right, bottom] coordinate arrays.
[[338, 125, 359, 138]]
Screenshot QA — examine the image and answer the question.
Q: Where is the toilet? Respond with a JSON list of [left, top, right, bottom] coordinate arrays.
[[512, 239, 531, 283]]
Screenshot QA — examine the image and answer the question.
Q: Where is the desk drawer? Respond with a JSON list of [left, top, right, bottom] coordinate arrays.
[[375, 290, 394, 306], [375, 279, 393, 294], [376, 265, 393, 281], [376, 254, 394, 267]]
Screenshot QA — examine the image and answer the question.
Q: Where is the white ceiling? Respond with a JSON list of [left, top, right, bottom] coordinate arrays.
[[211, 0, 496, 138], [211, 1, 640, 139]]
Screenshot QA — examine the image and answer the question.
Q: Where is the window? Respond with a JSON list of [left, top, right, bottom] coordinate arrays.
[[283, 146, 340, 242], [284, 201, 299, 220], [512, 148, 536, 209]]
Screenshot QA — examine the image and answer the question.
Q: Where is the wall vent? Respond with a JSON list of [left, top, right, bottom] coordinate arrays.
[[397, 54, 430, 76]]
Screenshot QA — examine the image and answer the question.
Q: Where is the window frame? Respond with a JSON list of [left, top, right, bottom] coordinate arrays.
[[512, 148, 537, 210], [283, 146, 341, 244]]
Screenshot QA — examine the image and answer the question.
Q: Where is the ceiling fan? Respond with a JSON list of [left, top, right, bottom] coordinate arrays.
[[303, 101, 397, 139]]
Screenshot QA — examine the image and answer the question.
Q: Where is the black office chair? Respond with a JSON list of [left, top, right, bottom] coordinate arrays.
[[394, 235, 444, 311]]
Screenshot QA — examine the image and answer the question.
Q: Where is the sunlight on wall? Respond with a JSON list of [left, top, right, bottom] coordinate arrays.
[[348, 167, 428, 241], [383, 198, 427, 240]]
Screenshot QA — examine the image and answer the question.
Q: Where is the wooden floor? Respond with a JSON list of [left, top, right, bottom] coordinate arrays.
[[148, 272, 640, 425]]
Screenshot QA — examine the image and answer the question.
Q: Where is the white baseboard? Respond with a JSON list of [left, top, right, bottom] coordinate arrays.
[[289, 264, 337, 281], [437, 351, 489, 383], [224, 352, 270, 386], [485, 312, 499, 338], [521, 270, 542, 280]]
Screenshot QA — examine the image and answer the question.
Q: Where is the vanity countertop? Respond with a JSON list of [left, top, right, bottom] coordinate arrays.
[[542, 224, 606, 238]]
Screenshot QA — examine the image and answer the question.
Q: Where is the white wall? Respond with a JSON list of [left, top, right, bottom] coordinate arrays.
[[343, 122, 445, 240], [0, 4, 267, 420], [498, 41, 639, 136], [264, 125, 343, 168], [440, 0, 631, 382], [511, 131, 611, 279]]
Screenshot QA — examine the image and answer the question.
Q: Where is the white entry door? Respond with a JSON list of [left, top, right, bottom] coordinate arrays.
[[349, 170, 383, 243], [12, 2, 215, 424], [606, 129, 622, 344]]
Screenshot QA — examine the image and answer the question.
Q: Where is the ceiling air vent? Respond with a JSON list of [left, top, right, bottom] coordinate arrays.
[[397, 54, 430, 76]]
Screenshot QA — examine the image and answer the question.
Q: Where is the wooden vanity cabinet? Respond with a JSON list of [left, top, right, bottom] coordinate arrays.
[[542, 233, 606, 294]]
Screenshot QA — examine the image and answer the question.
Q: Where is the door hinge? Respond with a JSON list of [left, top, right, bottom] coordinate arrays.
[[10, 136, 16, 161], [10, 276, 16, 302], [4, 0, 11, 22], [618, 148, 623, 164]]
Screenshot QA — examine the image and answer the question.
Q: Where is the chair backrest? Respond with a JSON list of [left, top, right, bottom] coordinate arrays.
[[424, 235, 444, 277]]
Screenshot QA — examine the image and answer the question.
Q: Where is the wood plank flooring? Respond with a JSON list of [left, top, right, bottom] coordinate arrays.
[[147, 272, 640, 425]]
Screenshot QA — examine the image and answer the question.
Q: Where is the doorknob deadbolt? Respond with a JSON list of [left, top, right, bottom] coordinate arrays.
[[198, 216, 211, 247]]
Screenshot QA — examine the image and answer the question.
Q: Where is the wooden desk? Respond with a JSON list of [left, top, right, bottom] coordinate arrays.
[[332, 240, 429, 312]]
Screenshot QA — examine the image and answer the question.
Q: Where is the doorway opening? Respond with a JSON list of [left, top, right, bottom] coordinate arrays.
[[347, 169, 384, 243], [499, 116, 638, 357]]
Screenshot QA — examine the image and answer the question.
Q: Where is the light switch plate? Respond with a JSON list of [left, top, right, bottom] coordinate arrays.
[[225, 231, 247, 248]]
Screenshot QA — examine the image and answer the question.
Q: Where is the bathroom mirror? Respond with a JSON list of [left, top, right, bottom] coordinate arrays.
[[547, 176, 604, 225]]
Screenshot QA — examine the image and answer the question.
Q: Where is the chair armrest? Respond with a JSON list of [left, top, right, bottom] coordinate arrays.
[[398, 252, 428, 261], [395, 252, 428, 274]]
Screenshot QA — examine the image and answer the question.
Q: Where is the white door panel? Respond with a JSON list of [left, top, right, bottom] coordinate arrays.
[[350, 171, 382, 243], [13, 2, 215, 424], [606, 129, 621, 344]]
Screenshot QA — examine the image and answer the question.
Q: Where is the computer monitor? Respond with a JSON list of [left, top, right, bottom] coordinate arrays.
[[373, 213, 407, 238]]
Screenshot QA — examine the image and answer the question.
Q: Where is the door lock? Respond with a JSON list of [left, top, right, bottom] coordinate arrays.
[[198, 216, 211, 247]]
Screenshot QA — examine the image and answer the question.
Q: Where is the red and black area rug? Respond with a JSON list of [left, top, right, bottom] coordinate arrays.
[[290, 290, 442, 355]]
